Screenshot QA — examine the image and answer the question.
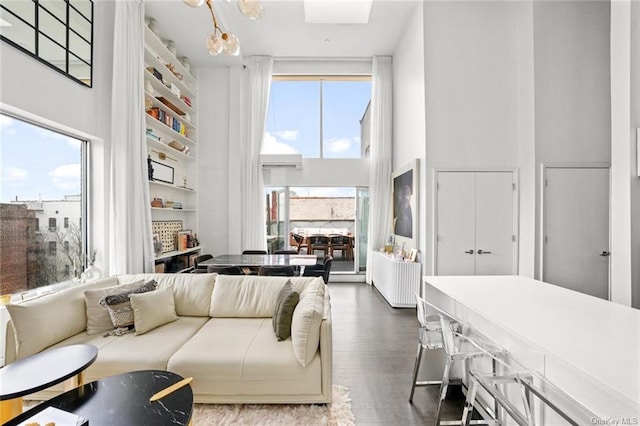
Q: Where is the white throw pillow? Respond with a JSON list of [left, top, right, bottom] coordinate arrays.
[[291, 278, 326, 367], [130, 286, 178, 335], [7, 278, 117, 359], [209, 275, 287, 317], [84, 279, 143, 334]]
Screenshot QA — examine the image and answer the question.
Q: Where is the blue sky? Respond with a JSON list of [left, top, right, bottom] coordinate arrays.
[[263, 80, 371, 158], [1, 115, 82, 203]]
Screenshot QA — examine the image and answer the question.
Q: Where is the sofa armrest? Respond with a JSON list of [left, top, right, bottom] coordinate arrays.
[[318, 290, 333, 403], [5, 319, 17, 365]]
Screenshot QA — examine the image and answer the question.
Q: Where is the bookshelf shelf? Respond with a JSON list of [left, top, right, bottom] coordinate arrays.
[[144, 20, 199, 275]]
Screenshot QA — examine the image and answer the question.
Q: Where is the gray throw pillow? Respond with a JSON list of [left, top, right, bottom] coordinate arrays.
[[272, 280, 300, 341], [100, 280, 157, 328]]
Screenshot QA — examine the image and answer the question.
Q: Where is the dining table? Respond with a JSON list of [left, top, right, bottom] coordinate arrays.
[[200, 254, 318, 268]]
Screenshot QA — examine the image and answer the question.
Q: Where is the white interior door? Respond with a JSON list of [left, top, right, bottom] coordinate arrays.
[[436, 172, 476, 275], [475, 172, 515, 275], [543, 167, 610, 299]]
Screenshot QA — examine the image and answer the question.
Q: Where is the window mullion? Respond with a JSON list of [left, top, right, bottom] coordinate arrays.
[[319, 80, 323, 159]]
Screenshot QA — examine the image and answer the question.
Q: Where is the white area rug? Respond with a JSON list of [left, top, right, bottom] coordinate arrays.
[[191, 385, 355, 426]]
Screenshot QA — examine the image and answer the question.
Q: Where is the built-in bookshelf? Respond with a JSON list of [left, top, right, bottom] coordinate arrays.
[[143, 22, 199, 269]]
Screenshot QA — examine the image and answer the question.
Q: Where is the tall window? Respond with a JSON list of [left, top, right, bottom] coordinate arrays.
[[263, 77, 371, 158], [0, 113, 87, 296]]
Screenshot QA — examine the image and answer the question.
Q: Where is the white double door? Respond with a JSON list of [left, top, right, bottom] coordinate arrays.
[[436, 171, 517, 275]]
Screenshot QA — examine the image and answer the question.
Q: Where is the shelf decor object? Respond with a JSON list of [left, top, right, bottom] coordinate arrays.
[[183, 0, 264, 57]]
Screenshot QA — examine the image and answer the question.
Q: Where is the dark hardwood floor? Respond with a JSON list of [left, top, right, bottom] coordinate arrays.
[[329, 282, 466, 426]]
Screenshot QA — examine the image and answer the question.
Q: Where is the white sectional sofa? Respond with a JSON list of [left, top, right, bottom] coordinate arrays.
[[4, 273, 332, 404]]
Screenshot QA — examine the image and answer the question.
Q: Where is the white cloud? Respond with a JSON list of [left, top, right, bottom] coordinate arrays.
[[49, 164, 81, 192], [276, 130, 299, 141], [261, 132, 299, 155], [2, 167, 28, 183], [325, 137, 353, 153]]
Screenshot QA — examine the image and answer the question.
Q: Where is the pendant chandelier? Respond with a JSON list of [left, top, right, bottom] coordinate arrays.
[[183, 0, 263, 57]]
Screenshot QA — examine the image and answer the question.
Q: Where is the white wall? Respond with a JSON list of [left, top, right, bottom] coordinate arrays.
[[533, 1, 612, 284], [392, 2, 425, 256], [423, 1, 522, 275]]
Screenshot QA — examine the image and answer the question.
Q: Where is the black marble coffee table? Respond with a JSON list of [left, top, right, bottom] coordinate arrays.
[[6, 370, 194, 426], [0, 344, 98, 423]]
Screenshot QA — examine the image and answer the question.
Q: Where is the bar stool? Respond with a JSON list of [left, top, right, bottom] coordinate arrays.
[[461, 355, 596, 426], [410, 294, 503, 425]]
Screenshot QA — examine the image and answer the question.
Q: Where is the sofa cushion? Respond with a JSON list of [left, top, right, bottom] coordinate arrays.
[[117, 273, 214, 317], [131, 286, 178, 335], [291, 278, 326, 367], [209, 275, 288, 318], [167, 318, 322, 397], [100, 280, 158, 328], [6, 277, 118, 359], [84, 279, 144, 335], [272, 280, 299, 341], [49, 316, 209, 382]]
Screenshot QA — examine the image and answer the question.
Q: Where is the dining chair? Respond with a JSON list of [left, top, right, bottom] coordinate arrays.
[[257, 265, 296, 277], [242, 250, 267, 255], [206, 265, 243, 275], [308, 235, 329, 257], [291, 233, 307, 254], [329, 234, 352, 260], [302, 255, 332, 284], [192, 254, 213, 272]]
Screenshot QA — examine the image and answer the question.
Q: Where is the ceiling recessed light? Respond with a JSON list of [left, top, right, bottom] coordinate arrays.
[[324, 38, 330, 43]]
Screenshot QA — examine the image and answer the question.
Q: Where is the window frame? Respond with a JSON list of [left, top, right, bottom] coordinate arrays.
[[269, 75, 371, 159], [1, 107, 90, 299]]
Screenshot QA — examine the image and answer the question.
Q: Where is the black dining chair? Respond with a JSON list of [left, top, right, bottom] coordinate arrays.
[[242, 250, 267, 255], [258, 265, 296, 277], [274, 250, 298, 255], [308, 235, 329, 257], [303, 255, 332, 284], [192, 254, 213, 272], [206, 265, 243, 275], [329, 235, 352, 260]]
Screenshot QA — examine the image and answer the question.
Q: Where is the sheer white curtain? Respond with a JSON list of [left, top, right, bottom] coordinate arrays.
[[108, 0, 154, 274], [240, 56, 273, 251], [366, 56, 393, 283]]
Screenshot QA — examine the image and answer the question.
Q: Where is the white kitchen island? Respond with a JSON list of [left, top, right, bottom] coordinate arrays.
[[423, 275, 640, 421]]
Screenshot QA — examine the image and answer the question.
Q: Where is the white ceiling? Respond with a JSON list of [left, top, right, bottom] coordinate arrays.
[[144, 0, 420, 68]]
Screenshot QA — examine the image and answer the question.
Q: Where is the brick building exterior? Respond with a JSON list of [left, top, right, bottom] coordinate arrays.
[[0, 204, 39, 295]]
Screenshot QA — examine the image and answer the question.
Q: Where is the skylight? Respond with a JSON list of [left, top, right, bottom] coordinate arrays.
[[303, 0, 373, 24]]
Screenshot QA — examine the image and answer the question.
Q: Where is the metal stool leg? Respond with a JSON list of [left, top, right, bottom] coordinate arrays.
[[434, 357, 452, 425], [409, 343, 424, 402], [461, 377, 479, 426]]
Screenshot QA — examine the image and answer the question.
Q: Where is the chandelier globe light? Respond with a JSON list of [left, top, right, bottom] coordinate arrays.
[[184, 0, 263, 57], [237, 0, 264, 20]]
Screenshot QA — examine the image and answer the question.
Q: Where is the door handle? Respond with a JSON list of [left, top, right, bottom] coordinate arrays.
[[600, 251, 611, 257], [477, 250, 492, 254], [464, 250, 474, 254]]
